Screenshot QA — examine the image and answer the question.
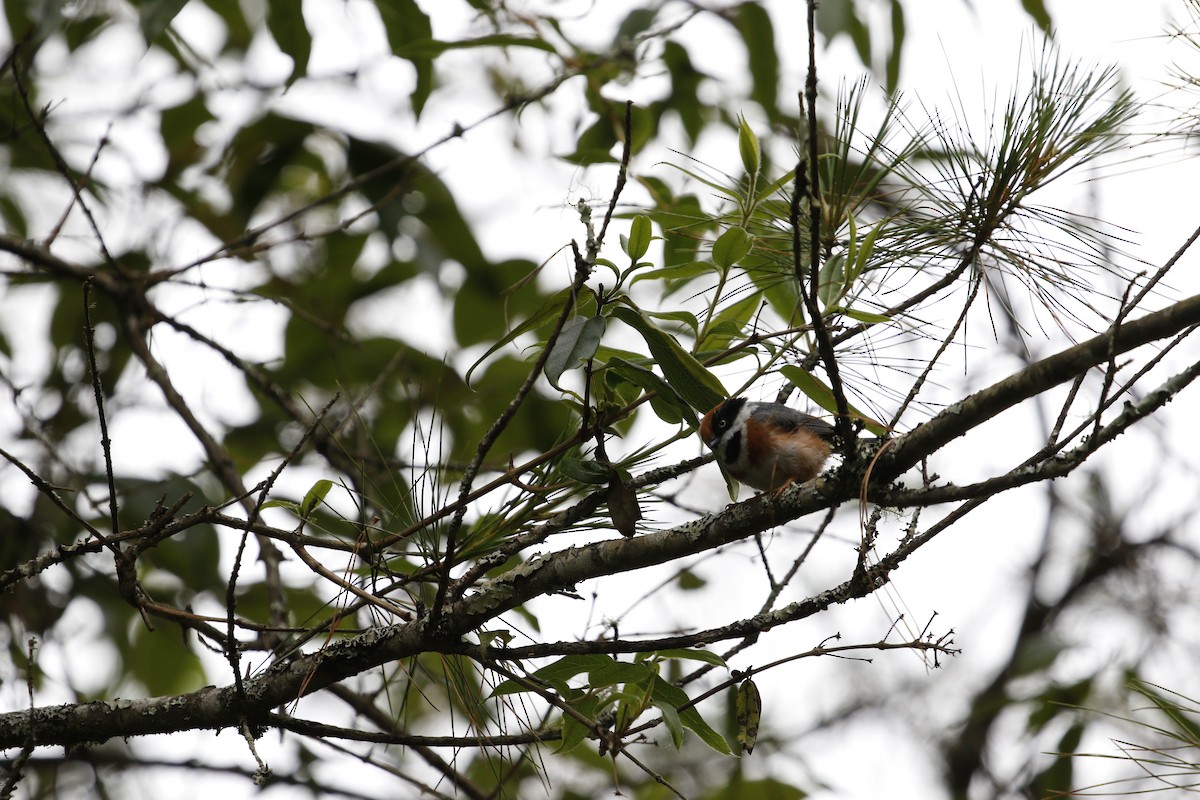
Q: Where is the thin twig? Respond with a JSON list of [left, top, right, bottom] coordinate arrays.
[[271, 712, 559, 747], [428, 102, 635, 629], [620, 749, 686, 799], [82, 279, 121, 538], [121, 305, 292, 648], [871, 338, 1200, 509], [794, 0, 853, 445], [1090, 273, 1141, 446], [0, 446, 107, 544], [0, 638, 38, 799], [449, 454, 711, 601], [166, 56, 622, 279], [10, 44, 116, 267], [889, 273, 984, 429], [45, 123, 111, 247], [226, 394, 340, 700], [624, 633, 958, 744], [428, 252, 591, 629]]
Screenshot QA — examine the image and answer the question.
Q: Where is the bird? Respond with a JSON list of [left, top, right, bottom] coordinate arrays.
[[699, 397, 837, 493]]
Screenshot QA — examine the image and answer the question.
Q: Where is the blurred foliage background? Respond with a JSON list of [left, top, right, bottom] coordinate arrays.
[[2, 1, 1200, 799]]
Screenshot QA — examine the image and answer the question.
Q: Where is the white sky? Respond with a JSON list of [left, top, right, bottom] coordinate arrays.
[[3, 1, 1200, 799]]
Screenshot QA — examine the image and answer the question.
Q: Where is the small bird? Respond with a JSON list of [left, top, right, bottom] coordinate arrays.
[[699, 397, 836, 492]]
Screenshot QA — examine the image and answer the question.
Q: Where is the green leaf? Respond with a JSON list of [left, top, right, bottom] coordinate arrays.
[[735, 3, 780, 122], [476, 629, 514, 649], [779, 365, 888, 436], [204, 0, 252, 50], [212, 113, 313, 233], [845, 213, 859, 281], [562, 116, 620, 165], [639, 179, 714, 267], [712, 779, 808, 799], [753, 167, 798, 204], [65, 15, 113, 52], [375, 0, 434, 116], [159, 95, 214, 183], [625, 214, 653, 261], [1027, 678, 1093, 733], [842, 307, 891, 324], [613, 688, 645, 733], [465, 287, 576, 385], [651, 676, 733, 755], [712, 226, 754, 268], [614, 6, 660, 45], [138, 0, 188, 43], [631, 260, 717, 287], [0, 195, 27, 239], [451, 259, 547, 347], [886, 0, 906, 94], [661, 41, 705, 144], [1032, 722, 1082, 796], [393, 34, 556, 59], [564, 105, 657, 165], [300, 479, 333, 518], [847, 14, 872, 75], [1019, 0, 1053, 32], [129, 624, 205, 696], [266, 0, 311, 86], [605, 357, 695, 426], [737, 115, 761, 179], [557, 691, 601, 753], [657, 700, 685, 749], [849, 219, 883, 284], [558, 457, 614, 485], [702, 294, 762, 351], [642, 308, 700, 337], [1013, 633, 1066, 676], [609, 306, 726, 412], [545, 315, 606, 389], [745, 258, 803, 326], [651, 648, 727, 667], [818, 252, 845, 308], [816, 0, 871, 70], [491, 654, 615, 697], [588, 660, 655, 688]]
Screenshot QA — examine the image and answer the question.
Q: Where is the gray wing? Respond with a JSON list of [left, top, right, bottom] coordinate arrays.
[[753, 404, 837, 441]]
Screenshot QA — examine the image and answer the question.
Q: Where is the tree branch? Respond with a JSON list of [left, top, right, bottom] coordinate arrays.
[[875, 293, 1200, 479]]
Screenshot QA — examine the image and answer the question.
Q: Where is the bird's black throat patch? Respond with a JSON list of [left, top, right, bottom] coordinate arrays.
[[723, 428, 742, 464]]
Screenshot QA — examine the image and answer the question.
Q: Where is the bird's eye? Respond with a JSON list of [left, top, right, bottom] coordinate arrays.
[[717, 419, 727, 429]]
